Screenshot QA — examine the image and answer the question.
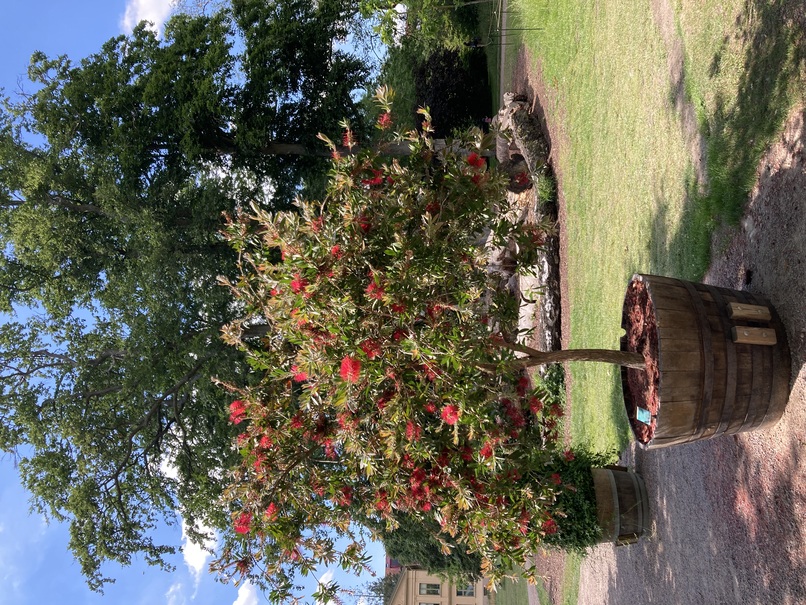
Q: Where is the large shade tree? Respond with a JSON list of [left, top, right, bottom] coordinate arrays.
[[0, 0, 371, 590]]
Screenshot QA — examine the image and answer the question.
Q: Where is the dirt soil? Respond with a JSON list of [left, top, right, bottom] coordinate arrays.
[[510, 36, 806, 605]]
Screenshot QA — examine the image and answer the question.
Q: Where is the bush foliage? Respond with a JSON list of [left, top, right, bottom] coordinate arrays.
[[212, 88, 599, 602]]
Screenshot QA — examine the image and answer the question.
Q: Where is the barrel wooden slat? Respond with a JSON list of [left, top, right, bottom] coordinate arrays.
[[622, 274, 791, 449]]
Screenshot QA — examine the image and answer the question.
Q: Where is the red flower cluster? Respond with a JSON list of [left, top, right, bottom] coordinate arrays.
[[366, 281, 385, 300], [405, 420, 421, 441], [377, 112, 392, 129], [362, 169, 385, 187], [467, 152, 486, 169], [265, 502, 278, 521], [291, 365, 308, 382], [290, 273, 309, 294], [339, 356, 361, 383], [229, 400, 246, 425], [541, 518, 558, 535], [234, 511, 252, 534], [440, 404, 460, 425], [359, 338, 381, 359]]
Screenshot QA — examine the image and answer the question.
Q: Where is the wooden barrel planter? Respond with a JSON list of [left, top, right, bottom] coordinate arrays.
[[592, 467, 649, 545], [621, 274, 791, 449]]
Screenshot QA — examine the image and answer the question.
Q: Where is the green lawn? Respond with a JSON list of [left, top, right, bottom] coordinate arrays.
[[494, 0, 805, 602]]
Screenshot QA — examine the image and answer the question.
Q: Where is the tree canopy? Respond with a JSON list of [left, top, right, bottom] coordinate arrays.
[[0, 0, 372, 590]]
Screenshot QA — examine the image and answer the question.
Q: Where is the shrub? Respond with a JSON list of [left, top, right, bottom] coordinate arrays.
[[211, 88, 592, 602]]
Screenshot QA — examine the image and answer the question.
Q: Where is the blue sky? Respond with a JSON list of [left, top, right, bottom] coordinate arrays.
[[0, 2, 384, 604]]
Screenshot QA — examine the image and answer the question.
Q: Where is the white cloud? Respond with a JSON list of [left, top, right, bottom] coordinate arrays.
[[181, 518, 216, 589], [232, 582, 259, 605], [121, 0, 174, 35], [165, 582, 187, 605]]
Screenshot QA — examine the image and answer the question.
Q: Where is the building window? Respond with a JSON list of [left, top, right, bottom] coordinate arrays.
[[419, 583, 440, 596], [456, 585, 475, 597]]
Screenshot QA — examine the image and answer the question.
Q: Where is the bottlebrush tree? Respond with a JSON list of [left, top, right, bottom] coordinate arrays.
[[212, 88, 602, 602]]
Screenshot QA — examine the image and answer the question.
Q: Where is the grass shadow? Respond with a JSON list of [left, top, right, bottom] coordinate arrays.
[[701, 0, 806, 224], [652, 0, 805, 280]]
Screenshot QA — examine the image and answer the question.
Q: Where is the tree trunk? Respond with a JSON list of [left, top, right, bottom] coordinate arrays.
[[515, 349, 645, 369], [486, 338, 645, 370]]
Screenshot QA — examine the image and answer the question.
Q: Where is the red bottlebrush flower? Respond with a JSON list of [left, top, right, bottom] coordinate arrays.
[[253, 451, 266, 471], [529, 396, 544, 414], [234, 511, 252, 535], [331, 245, 343, 259], [421, 501, 432, 512], [338, 411, 358, 431], [311, 217, 324, 232], [375, 490, 390, 511], [377, 111, 392, 129], [467, 152, 486, 169], [270, 287, 280, 297], [390, 302, 407, 314], [440, 404, 460, 425], [479, 441, 494, 459], [405, 420, 421, 441], [392, 327, 407, 341], [337, 486, 353, 507], [339, 356, 361, 383], [426, 303, 443, 319], [290, 413, 304, 430], [563, 449, 575, 462], [471, 173, 484, 186], [425, 201, 440, 215], [421, 362, 440, 382], [342, 128, 355, 148], [518, 509, 531, 535], [509, 408, 526, 428], [550, 473, 562, 485], [514, 171, 531, 186], [550, 403, 565, 418], [259, 435, 273, 449], [424, 401, 437, 414], [356, 214, 371, 233], [265, 502, 278, 521], [229, 400, 246, 425], [362, 169, 385, 187], [542, 518, 559, 535], [290, 273, 308, 294], [410, 467, 427, 487], [366, 281, 385, 300], [360, 338, 381, 359], [376, 391, 392, 410], [517, 375, 531, 396], [291, 365, 308, 382]]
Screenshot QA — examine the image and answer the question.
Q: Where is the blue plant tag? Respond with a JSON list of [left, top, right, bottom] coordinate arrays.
[[636, 407, 652, 425]]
